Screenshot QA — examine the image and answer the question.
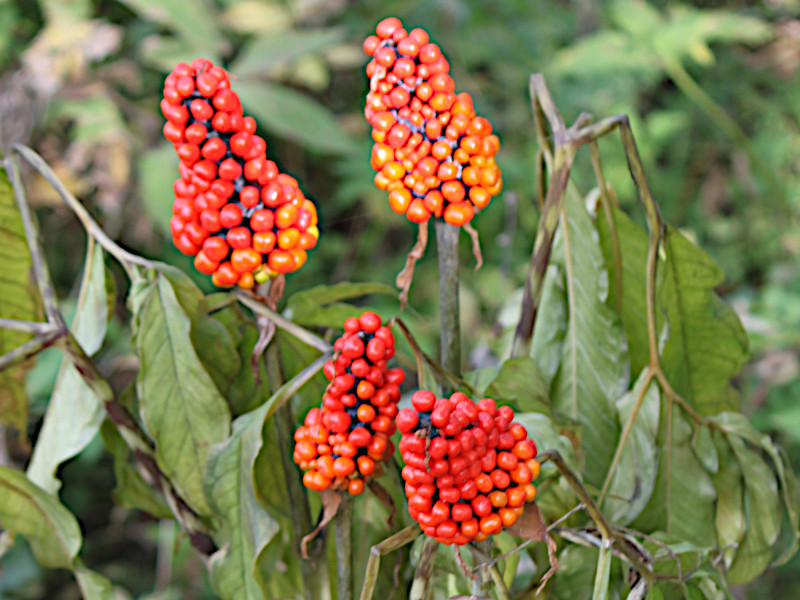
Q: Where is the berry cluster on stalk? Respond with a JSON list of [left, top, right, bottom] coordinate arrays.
[[363, 17, 503, 226], [162, 58, 319, 289], [396, 392, 539, 545], [294, 312, 405, 496]]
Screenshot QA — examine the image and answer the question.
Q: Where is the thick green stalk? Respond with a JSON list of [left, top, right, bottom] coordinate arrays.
[[264, 340, 322, 600], [435, 220, 461, 382], [336, 495, 353, 600]]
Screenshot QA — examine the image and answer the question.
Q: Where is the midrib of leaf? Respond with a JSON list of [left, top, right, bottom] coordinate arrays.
[[561, 209, 579, 420]]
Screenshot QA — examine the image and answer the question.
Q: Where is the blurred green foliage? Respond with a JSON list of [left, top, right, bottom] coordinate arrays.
[[1, 0, 799, 598]]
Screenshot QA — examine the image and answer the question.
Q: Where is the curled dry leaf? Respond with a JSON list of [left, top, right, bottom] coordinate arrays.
[[395, 220, 428, 308]]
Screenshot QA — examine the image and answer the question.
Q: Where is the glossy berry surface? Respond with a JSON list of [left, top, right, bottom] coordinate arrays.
[[363, 17, 502, 226], [397, 392, 539, 545], [294, 313, 405, 496], [162, 58, 319, 288]]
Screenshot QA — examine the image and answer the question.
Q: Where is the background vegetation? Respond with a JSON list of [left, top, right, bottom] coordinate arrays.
[[0, 0, 798, 598]]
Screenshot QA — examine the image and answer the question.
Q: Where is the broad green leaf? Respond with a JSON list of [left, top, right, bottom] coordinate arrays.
[[236, 80, 355, 155], [192, 312, 241, 397], [609, 0, 663, 38], [550, 31, 658, 79], [100, 420, 171, 519], [205, 404, 280, 600], [286, 282, 397, 322], [632, 409, 716, 547], [252, 417, 290, 521], [27, 241, 109, 494], [0, 164, 39, 434], [596, 205, 651, 375], [729, 435, 781, 546], [529, 264, 566, 384], [75, 566, 115, 600], [550, 545, 599, 600], [692, 425, 719, 475], [602, 368, 660, 525], [539, 193, 629, 485], [710, 436, 745, 568], [659, 227, 749, 416], [231, 29, 345, 78], [117, 0, 225, 55], [136, 274, 231, 515], [483, 357, 550, 415], [0, 466, 81, 568]]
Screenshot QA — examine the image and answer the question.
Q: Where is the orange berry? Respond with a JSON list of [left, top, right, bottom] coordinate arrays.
[[277, 228, 300, 250], [252, 231, 276, 254], [267, 249, 296, 273], [461, 166, 481, 187], [348, 478, 365, 496], [231, 248, 262, 273], [406, 198, 431, 223], [388, 188, 412, 214], [499, 507, 518, 528], [479, 514, 503, 535], [443, 202, 474, 227], [441, 180, 465, 203], [469, 186, 491, 209]]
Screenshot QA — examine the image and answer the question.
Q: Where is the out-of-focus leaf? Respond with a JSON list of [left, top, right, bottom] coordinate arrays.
[[236, 81, 355, 155], [538, 192, 629, 485], [100, 420, 171, 519], [609, 0, 663, 37], [483, 357, 550, 415], [138, 142, 177, 236], [27, 241, 109, 494], [231, 29, 345, 78], [0, 466, 81, 568], [632, 409, 717, 548], [659, 228, 749, 415], [596, 205, 651, 375], [75, 566, 115, 600], [710, 435, 745, 569], [0, 164, 39, 434], [136, 274, 231, 515], [205, 404, 280, 600], [550, 31, 657, 79], [117, 0, 226, 55], [220, 1, 290, 34], [602, 368, 659, 525]]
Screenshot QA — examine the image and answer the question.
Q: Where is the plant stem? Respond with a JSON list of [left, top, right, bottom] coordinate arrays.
[[336, 494, 353, 600], [264, 339, 321, 600], [435, 220, 460, 382]]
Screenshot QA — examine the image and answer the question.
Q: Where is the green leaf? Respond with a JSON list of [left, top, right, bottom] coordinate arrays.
[[138, 142, 177, 236], [632, 409, 717, 548], [0, 466, 82, 568], [116, 0, 226, 56], [136, 274, 231, 515], [100, 420, 171, 519], [27, 241, 109, 494], [602, 368, 660, 525], [483, 357, 550, 415], [609, 0, 663, 38], [537, 192, 629, 485], [191, 312, 241, 397], [286, 281, 397, 324], [75, 566, 115, 600], [529, 264, 567, 384], [236, 80, 355, 155], [231, 29, 345, 78], [0, 164, 39, 434], [659, 227, 749, 416], [710, 435, 745, 569], [205, 404, 280, 600], [596, 205, 651, 376]]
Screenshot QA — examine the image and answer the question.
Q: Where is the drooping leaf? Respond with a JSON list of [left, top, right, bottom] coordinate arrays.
[[710, 435, 745, 569], [75, 566, 115, 600], [27, 241, 109, 494], [483, 357, 550, 415], [231, 29, 345, 78], [116, 0, 226, 57], [0, 164, 40, 434], [100, 420, 171, 519], [724, 435, 781, 584], [596, 204, 652, 375], [602, 368, 660, 525], [537, 192, 629, 485], [632, 408, 717, 548], [136, 274, 231, 515], [205, 404, 280, 600], [236, 80, 356, 155], [0, 466, 82, 568], [658, 227, 749, 415]]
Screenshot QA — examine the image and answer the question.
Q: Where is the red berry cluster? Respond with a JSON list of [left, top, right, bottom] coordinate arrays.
[[294, 312, 405, 496], [396, 392, 539, 545], [363, 17, 502, 227], [162, 58, 319, 289]]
